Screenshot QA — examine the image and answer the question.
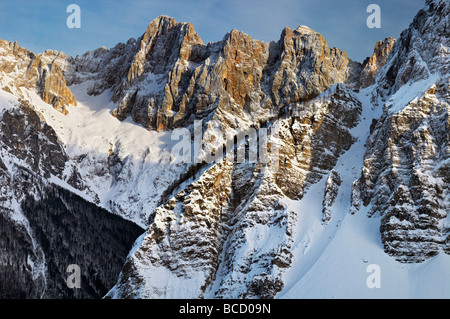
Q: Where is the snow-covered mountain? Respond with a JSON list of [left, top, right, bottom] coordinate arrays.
[[0, 0, 448, 298]]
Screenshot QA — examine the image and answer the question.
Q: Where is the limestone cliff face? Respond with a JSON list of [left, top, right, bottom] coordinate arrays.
[[273, 85, 361, 200], [112, 16, 207, 130], [1, 106, 68, 179], [0, 41, 76, 114], [0, 100, 96, 200], [72, 17, 361, 131], [352, 81, 449, 263], [36, 51, 77, 114], [359, 37, 396, 88], [351, 0, 450, 263], [376, 0, 449, 95], [270, 26, 361, 105], [107, 84, 362, 299]]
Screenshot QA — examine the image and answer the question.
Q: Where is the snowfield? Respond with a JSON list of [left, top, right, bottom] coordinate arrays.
[[18, 81, 186, 228], [7, 74, 447, 299], [278, 85, 450, 299], [1, 0, 448, 299]]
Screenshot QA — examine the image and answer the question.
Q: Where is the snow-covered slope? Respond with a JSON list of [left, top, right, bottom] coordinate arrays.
[[279, 85, 450, 298], [19, 81, 187, 227], [106, 0, 449, 299], [0, 0, 448, 299], [0, 90, 143, 298], [281, 0, 450, 297]]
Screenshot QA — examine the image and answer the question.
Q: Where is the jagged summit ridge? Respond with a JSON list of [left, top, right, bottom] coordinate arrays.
[[1, 15, 364, 131], [351, 0, 450, 263], [62, 15, 363, 131], [359, 37, 396, 88], [0, 40, 77, 114], [375, 0, 449, 96], [0, 0, 448, 299]]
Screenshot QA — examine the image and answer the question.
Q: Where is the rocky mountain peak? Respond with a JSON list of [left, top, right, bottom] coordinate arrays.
[[127, 15, 204, 83], [376, 0, 449, 95], [359, 37, 396, 88], [0, 0, 449, 299], [293, 25, 318, 36], [0, 40, 76, 114], [97, 17, 362, 131]]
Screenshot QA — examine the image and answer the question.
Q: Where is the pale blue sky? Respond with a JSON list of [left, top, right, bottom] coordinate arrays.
[[0, 0, 425, 62]]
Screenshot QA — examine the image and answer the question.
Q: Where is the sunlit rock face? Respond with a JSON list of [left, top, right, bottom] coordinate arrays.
[[359, 37, 396, 88], [0, 0, 448, 300], [0, 41, 76, 114], [351, 0, 450, 263], [67, 16, 361, 132]]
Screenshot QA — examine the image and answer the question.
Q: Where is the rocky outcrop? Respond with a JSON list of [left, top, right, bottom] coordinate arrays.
[[107, 84, 362, 298], [322, 170, 342, 224], [359, 37, 396, 88], [376, 0, 449, 96], [107, 158, 235, 298], [0, 103, 89, 193], [71, 17, 361, 131], [274, 85, 361, 200], [36, 51, 77, 114], [352, 81, 449, 263], [1, 106, 68, 179], [0, 41, 76, 114], [270, 26, 361, 105], [351, 0, 450, 263]]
